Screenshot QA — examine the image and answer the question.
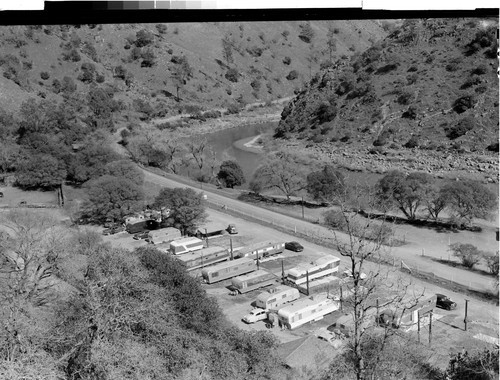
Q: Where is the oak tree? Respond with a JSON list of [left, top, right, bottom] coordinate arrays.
[[217, 160, 245, 188]]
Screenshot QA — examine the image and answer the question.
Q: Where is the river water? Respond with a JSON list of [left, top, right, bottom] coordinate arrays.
[[204, 122, 276, 181]]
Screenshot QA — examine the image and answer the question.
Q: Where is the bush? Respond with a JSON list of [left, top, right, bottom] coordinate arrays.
[[282, 56, 291, 65], [460, 75, 481, 89], [407, 66, 418, 72], [396, 91, 412, 105], [483, 252, 499, 275], [62, 48, 81, 62], [453, 94, 476, 113], [298, 22, 315, 43], [135, 29, 154, 47], [286, 70, 298, 81], [225, 68, 239, 82], [95, 73, 105, 83], [246, 46, 263, 57], [402, 105, 417, 119], [471, 64, 487, 75], [323, 210, 348, 231], [406, 73, 418, 85], [316, 101, 337, 123], [226, 103, 241, 114], [375, 63, 398, 74], [404, 135, 419, 148], [450, 243, 482, 268], [40, 71, 50, 80], [445, 117, 475, 140], [373, 130, 390, 146], [486, 142, 499, 152], [156, 24, 167, 34]]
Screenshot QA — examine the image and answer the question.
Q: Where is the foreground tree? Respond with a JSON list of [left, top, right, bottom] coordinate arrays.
[[306, 165, 345, 204], [217, 160, 245, 188], [441, 180, 497, 226], [323, 184, 423, 380], [153, 187, 207, 235], [67, 140, 119, 183], [444, 348, 499, 380], [81, 175, 144, 223]]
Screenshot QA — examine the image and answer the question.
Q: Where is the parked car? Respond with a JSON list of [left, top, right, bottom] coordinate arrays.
[[226, 224, 238, 234], [0, 191, 3, 198], [285, 241, 304, 252], [242, 308, 268, 324], [436, 294, 457, 310], [133, 231, 149, 240], [102, 225, 125, 236], [315, 328, 343, 348]]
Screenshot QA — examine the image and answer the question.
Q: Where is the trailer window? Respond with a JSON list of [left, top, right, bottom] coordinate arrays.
[[212, 272, 219, 278], [282, 294, 287, 299], [268, 298, 276, 304]]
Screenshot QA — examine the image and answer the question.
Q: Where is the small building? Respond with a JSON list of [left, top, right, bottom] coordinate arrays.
[[278, 335, 338, 376], [195, 221, 227, 238]]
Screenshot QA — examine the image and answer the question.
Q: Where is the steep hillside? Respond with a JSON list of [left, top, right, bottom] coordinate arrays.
[[0, 21, 387, 116], [276, 18, 499, 181]]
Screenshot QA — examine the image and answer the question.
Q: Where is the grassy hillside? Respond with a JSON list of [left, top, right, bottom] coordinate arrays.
[[0, 21, 387, 116], [275, 18, 499, 181]]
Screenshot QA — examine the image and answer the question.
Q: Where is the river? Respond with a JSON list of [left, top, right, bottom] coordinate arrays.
[[204, 122, 276, 181]]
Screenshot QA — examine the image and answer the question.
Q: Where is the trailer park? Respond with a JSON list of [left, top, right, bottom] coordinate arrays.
[[101, 206, 499, 372]]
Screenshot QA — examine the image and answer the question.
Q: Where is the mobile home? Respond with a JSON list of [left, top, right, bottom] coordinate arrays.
[[277, 293, 340, 330], [175, 246, 229, 271], [147, 227, 182, 245], [201, 258, 256, 284], [255, 285, 300, 310], [169, 237, 204, 255], [287, 255, 340, 285], [229, 269, 278, 294], [234, 242, 285, 260]]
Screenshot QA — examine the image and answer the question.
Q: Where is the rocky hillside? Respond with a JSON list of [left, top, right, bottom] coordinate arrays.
[[276, 18, 499, 182], [0, 21, 387, 116]]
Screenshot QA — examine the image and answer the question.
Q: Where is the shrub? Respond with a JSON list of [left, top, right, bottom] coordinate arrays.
[[475, 85, 487, 94], [460, 75, 481, 89], [130, 46, 142, 61], [298, 22, 315, 43], [486, 142, 499, 152], [52, 78, 61, 93], [40, 71, 50, 80], [156, 24, 167, 34], [453, 94, 476, 113], [373, 130, 390, 146], [226, 103, 241, 114], [225, 68, 239, 82], [323, 210, 348, 231], [375, 63, 398, 74], [483, 252, 499, 275], [202, 110, 221, 119], [406, 73, 418, 85], [402, 105, 417, 119], [250, 79, 261, 92], [407, 66, 418, 72], [282, 56, 291, 65], [471, 64, 487, 75], [316, 101, 337, 123], [396, 91, 412, 105], [404, 135, 419, 148], [246, 46, 263, 57], [95, 73, 105, 83], [369, 146, 385, 154], [62, 48, 81, 62], [135, 29, 154, 47], [311, 134, 325, 143], [445, 117, 474, 140], [450, 243, 482, 268], [286, 70, 298, 81]]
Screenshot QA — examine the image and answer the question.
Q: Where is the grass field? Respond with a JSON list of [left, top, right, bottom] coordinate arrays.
[[0, 185, 58, 207]]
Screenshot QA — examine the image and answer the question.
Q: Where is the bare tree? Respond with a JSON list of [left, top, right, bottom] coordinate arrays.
[[187, 137, 209, 171], [324, 183, 424, 380]]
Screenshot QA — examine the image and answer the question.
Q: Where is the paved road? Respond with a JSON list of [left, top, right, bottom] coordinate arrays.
[[141, 168, 496, 296]]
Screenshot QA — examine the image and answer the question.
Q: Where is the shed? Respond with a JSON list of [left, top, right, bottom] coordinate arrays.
[[147, 227, 182, 245], [196, 221, 226, 238], [278, 335, 337, 374]]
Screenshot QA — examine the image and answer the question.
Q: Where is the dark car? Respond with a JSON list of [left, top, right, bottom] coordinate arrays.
[[285, 241, 304, 252], [436, 294, 457, 310], [133, 231, 149, 240], [102, 225, 125, 236]]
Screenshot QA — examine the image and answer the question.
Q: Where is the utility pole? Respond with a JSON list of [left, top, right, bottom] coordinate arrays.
[[306, 270, 310, 296], [281, 259, 285, 284], [339, 285, 343, 311], [205, 228, 209, 247], [230, 237, 233, 260], [429, 310, 433, 346], [301, 196, 305, 219], [417, 314, 421, 343], [464, 299, 469, 331], [256, 252, 260, 270]]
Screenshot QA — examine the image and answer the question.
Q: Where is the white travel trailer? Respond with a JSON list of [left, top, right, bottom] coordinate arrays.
[[277, 293, 340, 330], [147, 227, 181, 245], [169, 237, 204, 255], [255, 285, 300, 310], [175, 246, 229, 271], [229, 269, 277, 294], [287, 255, 340, 285]]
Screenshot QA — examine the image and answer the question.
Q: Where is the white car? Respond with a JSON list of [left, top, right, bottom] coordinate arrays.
[[342, 269, 367, 280], [242, 308, 268, 324]]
